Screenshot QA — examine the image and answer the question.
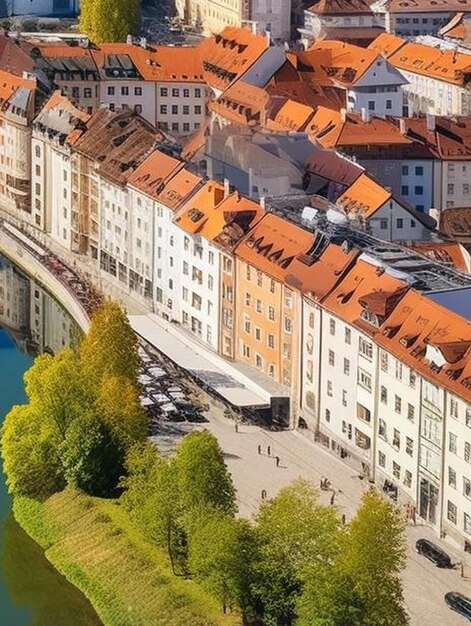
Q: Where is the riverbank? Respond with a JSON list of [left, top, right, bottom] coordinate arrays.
[[13, 489, 240, 626]]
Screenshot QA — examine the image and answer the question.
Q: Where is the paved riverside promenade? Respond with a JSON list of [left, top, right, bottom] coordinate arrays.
[[153, 399, 471, 626]]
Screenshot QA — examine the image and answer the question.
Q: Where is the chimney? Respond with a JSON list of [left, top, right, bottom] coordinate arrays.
[[140, 37, 147, 49], [340, 107, 347, 122], [260, 196, 266, 210], [399, 118, 406, 135], [223, 178, 231, 198], [426, 113, 435, 133], [360, 107, 370, 122], [126, 34, 133, 45], [265, 30, 271, 46], [252, 21, 257, 35]]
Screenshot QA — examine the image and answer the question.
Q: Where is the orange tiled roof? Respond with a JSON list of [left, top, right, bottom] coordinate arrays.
[[377, 289, 471, 400], [323, 257, 409, 334], [410, 241, 471, 273], [404, 116, 471, 160], [198, 26, 269, 93], [0, 68, 35, 104], [439, 12, 467, 40], [336, 173, 391, 219], [307, 0, 373, 14], [235, 213, 316, 282], [370, 33, 471, 86], [387, 0, 471, 12], [209, 82, 269, 127], [298, 40, 381, 88], [174, 187, 264, 250], [265, 98, 316, 132], [42, 89, 90, 120], [440, 207, 471, 242]]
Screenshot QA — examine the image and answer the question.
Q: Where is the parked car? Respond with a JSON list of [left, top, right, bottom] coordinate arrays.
[[445, 592, 471, 621], [415, 539, 452, 568]]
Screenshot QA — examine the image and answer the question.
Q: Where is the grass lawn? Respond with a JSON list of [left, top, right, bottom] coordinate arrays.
[[14, 488, 241, 626]]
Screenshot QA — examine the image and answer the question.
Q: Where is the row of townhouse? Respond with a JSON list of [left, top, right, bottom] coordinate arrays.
[[370, 32, 471, 116], [20, 92, 471, 551]]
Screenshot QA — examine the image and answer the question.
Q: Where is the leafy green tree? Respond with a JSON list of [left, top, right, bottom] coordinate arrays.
[[253, 479, 341, 626], [80, 301, 140, 388], [121, 443, 187, 574], [1, 405, 65, 498], [174, 431, 236, 517], [24, 348, 86, 440], [297, 488, 408, 626], [60, 414, 125, 497], [188, 510, 257, 616], [79, 0, 140, 43], [97, 375, 147, 447]]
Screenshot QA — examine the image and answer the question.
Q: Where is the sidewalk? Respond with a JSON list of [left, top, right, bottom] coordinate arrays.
[[152, 403, 471, 626]]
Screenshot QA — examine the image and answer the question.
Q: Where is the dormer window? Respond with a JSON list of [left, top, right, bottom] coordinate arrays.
[[360, 309, 380, 327]]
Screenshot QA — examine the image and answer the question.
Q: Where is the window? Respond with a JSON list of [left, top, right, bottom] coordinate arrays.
[[396, 218, 404, 229], [255, 327, 261, 341], [284, 317, 292, 334], [243, 344, 250, 358], [256, 354, 263, 368], [450, 433, 458, 454], [386, 99, 392, 110], [182, 287, 188, 301], [327, 380, 333, 397], [394, 395, 402, 414], [380, 218, 388, 230], [345, 327, 351, 344], [107, 86, 115, 95], [465, 513, 471, 535], [182, 88, 190, 98], [325, 409, 331, 423], [270, 279, 275, 293], [195, 105, 202, 115], [392, 462, 400, 480], [357, 403, 371, 423], [329, 319, 336, 335], [246, 264, 251, 280], [379, 418, 387, 440], [257, 271, 263, 287], [183, 105, 190, 115], [414, 186, 423, 196], [402, 165, 409, 175], [393, 429, 400, 450], [268, 306, 275, 321], [448, 183, 455, 195], [368, 100, 375, 111], [342, 390, 347, 407], [466, 442, 471, 463], [195, 88, 201, 98], [244, 319, 251, 334], [268, 334, 275, 349], [409, 369, 416, 388], [328, 350, 335, 366], [172, 88, 179, 97], [381, 385, 388, 404], [256, 299, 263, 314], [358, 368, 372, 392], [172, 105, 178, 115], [404, 471, 412, 488], [378, 451, 386, 467], [359, 337, 373, 360], [415, 166, 424, 176], [121, 86, 129, 96], [447, 501, 457, 524], [344, 358, 350, 375], [449, 467, 457, 488], [381, 351, 388, 372], [467, 408, 471, 428], [406, 437, 413, 456], [401, 185, 409, 196], [160, 87, 168, 97], [407, 403, 415, 421], [134, 87, 142, 96], [134, 104, 142, 114], [450, 397, 458, 418], [160, 104, 167, 114], [464, 477, 471, 500], [208, 275, 214, 291]]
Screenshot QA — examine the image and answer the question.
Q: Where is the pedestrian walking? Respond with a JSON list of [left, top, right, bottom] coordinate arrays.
[[235, 422, 238, 433], [330, 491, 336, 506], [275, 456, 280, 467], [257, 444, 261, 455], [261, 489, 267, 500], [267, 445, 271, 456]]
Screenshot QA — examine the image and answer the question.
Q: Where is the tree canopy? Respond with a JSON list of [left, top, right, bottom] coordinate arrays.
[[79, 0, 140, 44]]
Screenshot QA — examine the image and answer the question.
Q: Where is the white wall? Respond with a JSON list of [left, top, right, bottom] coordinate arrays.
[[367, 199, 430, 241], [401, 70, 471, 116], [347, 58, 407, 118], [155, 82, 207, 135], [251, 0, 291, 40]]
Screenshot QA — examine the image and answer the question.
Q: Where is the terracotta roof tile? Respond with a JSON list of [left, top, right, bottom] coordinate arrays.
[[336, 173, 391, 219], [0, 68, 35, 104], [440, 207, 471, 242], [410, 241, 471, 273]]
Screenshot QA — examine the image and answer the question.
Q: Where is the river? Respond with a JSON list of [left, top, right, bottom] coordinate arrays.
[[0, 254, 102, 626]]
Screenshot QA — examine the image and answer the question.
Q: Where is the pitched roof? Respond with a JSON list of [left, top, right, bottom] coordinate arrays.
[[298, 40, 382, 88], [235, 213, 317, 282], [439, 206, 471, 242], [33, 90, 90, 139], [72, 108, 160, 186], [174, 187, 265, 250], [439, 12, 468, 40], [307, 0, 373, 14], [410, 241, 471, 273], [198, 26, 269, 93], [0, 34, 34, 76], [386, 0, 471, 13], [265, 98, 316, 132], [305, 149, 364, 188], [323, 257, 409, 334], [404, 116, 471, 159], [336, 173, 391, 219], [0, 68, 35, 104], [370, 33, 471, 86]]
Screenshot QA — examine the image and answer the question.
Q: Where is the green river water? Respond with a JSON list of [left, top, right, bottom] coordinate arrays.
[[0, 254, 101, 626]]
